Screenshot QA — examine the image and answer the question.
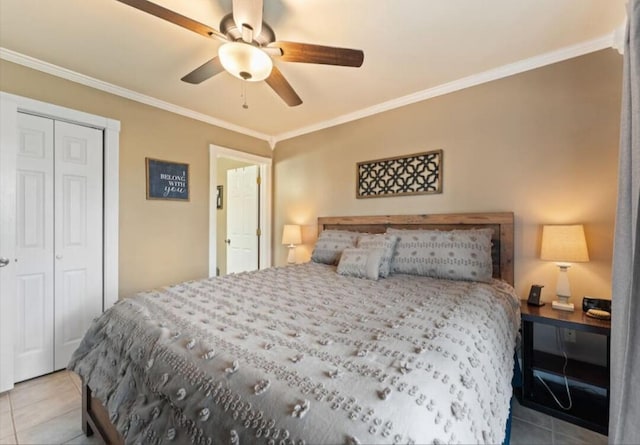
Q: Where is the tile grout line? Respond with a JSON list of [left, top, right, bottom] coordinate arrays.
[[10, 371, 81, 440], [511, 414, 554, 432], [7, 390, 18, 444], [15, 404, 80, 436], [65, 433, 86, 444], [55, 372, 87, 444], [17, 408, 85, 445], [68, 371, 82, 395]]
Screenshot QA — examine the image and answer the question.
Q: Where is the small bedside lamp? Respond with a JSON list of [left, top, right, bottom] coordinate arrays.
[[540, 224, 589, 311], [282, 224, 302, 264]]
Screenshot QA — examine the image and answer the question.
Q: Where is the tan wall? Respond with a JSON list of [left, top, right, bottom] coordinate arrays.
[[0, 60, 271, 297], [273, 50, 622, 303], [215, 158, 255, 276]]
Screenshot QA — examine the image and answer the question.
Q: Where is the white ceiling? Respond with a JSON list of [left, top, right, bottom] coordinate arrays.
[[0, 0, 626, 145]]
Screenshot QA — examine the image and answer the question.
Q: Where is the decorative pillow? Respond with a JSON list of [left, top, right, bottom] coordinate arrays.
[[386, 228, 494, 282], [356, 233, 399, 278], [311, 230, 360, 265], [336, 248, 384, 280]]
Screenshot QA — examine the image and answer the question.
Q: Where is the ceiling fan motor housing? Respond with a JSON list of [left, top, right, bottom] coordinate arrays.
[[219, 13, 275, 45]]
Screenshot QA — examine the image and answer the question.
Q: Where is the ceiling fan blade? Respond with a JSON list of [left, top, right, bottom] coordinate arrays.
[[232, 0, 263, 39], [265, 66, 302, 107], [115, 0, 227, 41], [270, 41, 364, 67], [181, 57, 224, 84]]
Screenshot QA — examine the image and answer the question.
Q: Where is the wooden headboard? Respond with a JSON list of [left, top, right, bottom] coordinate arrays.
[[318, 212, 514, 286]]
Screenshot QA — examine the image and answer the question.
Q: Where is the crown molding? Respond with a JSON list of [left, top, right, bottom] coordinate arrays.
[[1, 30, 618, 149], [272, 32, 617, 145], [612, 21, 626, 55], [0, 47, 272, 143]]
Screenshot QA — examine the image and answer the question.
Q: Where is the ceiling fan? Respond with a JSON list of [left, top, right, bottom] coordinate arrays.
[[115, 0, 365, 107]]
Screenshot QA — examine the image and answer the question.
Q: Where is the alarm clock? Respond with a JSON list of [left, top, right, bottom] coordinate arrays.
[[582, 297, 611, 313], [527, 284, 545, 307]]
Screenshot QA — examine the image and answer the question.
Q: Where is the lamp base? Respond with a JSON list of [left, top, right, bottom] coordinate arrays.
[[286, 245, 296, 264], [552, 300, 575, 312]]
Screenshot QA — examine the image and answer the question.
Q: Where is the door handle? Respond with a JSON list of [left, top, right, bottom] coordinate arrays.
[[225, 239, 231, 245], [0, 257, 9, 267]]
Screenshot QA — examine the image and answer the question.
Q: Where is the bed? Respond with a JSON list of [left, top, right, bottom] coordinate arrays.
[[71, 212, 519, 444]]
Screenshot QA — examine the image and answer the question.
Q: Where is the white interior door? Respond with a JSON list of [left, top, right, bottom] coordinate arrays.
[[0, 94, 117, 390], [226, 165, 258, 274], [14, 113, 55, 382], [0, 99, 18, 391], [12, 114, 104, 381], [53, 121, 103, 370]]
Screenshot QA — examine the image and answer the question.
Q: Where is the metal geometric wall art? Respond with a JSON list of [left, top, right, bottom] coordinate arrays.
[[356, 149, 443, 198]]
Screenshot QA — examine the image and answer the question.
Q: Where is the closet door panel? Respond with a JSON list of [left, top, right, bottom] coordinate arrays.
[[60, 269, 86, 343], [54, 121, 103, 370], [16, 274, 47, 351], [14, 113, 54, 382]]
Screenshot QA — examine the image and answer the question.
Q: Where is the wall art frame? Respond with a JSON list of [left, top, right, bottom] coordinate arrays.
[[146, 157, 190, 201], [356, 149, 443, 199]]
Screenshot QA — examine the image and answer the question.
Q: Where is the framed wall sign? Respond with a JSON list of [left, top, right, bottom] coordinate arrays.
[[356, 149, 443, 198], [146, 157, 190, 201]]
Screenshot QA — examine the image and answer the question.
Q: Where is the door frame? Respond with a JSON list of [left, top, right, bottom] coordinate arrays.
[[0, 92, 120, 391], [209, 144, 271, 277]]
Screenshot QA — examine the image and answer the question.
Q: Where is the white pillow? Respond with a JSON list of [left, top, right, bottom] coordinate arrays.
[[311, 230, 360, 265], [337, 247, 384, 280], [356, 233, 398, 278], [386, 228, 494, 282]]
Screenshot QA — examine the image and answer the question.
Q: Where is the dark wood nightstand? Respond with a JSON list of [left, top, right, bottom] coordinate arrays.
[[519, 300, 610, 435]]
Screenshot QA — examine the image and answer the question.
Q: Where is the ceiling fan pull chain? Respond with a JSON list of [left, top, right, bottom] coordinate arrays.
[[242, 81, 249, 109]]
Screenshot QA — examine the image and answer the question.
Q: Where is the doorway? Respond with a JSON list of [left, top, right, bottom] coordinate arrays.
[[0, 92, 120, 392], [209, 145, 271, 277]]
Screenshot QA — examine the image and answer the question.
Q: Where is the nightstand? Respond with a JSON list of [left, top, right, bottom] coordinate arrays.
[[519, 300, 610, 435]]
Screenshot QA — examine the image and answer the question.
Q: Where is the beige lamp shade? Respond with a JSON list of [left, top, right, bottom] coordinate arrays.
[[282, 224, 302, 246], [540, 224, 589, 263]]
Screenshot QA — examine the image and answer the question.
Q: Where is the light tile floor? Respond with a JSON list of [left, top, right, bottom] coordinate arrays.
[[0, 370, 99, 445], [510, 397, 607, 445], [0, 371, 609, 445]]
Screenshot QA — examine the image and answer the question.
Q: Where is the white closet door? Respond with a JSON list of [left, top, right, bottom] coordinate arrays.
[[226, 165, 258, 273], [14, 113, 55, 382], [53, 120, 103, 370]]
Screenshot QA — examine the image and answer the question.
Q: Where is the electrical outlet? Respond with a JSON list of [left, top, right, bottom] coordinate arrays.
[[564, 329, 577, 343]]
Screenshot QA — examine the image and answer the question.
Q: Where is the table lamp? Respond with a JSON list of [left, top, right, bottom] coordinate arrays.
[[282, 224, 302, 264], [540, 224, 589, 311]]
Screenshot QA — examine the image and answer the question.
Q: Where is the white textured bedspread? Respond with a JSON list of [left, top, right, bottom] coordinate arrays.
[[69, 263, 520, 445]]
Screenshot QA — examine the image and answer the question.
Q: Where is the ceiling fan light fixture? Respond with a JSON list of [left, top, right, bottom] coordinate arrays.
[[218, 42, 273, 82]]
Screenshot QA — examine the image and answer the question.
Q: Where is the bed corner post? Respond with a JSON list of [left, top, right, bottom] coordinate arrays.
[[79, 378, 125, 444], [81, 381, 94, 437], [499, 214, 515, 286]]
